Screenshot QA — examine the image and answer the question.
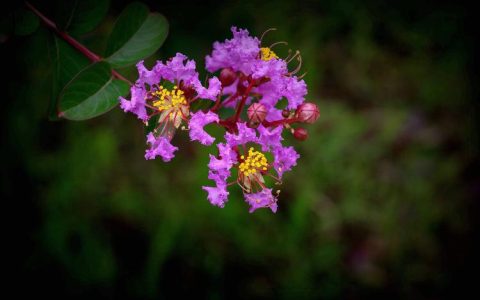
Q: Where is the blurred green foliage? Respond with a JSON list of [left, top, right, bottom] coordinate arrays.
[[3, 0, 477, 298]]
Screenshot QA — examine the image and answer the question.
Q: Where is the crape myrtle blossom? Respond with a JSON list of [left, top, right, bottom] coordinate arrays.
[[202, 123, 299, 213], [120, 53, 221, 161], [206, 26, 307, 115], [120, 27, 320, 213]]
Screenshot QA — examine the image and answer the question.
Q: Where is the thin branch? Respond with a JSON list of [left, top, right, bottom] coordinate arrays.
[[25, 1, 132, 85]]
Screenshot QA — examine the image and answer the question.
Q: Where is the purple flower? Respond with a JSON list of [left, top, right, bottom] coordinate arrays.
[[203, 184, 229, 208], [205, 27, 260, 74], [273, 145, 300, 178], [189, 111, 219, 145], [257, 124, 283, 151], [121, 53, 221, 122], [244, 188, 278, 213], [225, 122, 257, 146], [145, 133, 178, 162]]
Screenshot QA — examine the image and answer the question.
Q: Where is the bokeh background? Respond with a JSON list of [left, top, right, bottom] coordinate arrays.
[[3, 0, 479, 298]]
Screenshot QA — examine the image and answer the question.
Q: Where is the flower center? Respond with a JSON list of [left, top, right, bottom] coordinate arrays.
[[260, 47, 279, 61], [239, 147, 268, 176], [152, 85, 187, 111]]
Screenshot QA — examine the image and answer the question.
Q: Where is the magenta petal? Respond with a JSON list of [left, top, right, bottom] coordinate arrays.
[[189, 111, 219, 145], [119, 85, 148, 121], [144, 133, 178, 162], [225, 122, 257, 146], [273, 145, 300, 178], [205, 26, 260, 74], [257, 124, 283, 151], [244, 188, 278, 213], [202, 185, 229, 208]]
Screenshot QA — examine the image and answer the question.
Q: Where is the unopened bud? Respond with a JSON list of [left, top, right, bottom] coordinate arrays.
[[247, 103, 267, 124], [293, 128, 308, 141], [295, 102, 320, 124], [219, 68, 237, 87], [282, 109, 290, 118]]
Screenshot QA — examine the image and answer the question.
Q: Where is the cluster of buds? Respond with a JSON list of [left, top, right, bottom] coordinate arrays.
[[120, 27, 320, 213]]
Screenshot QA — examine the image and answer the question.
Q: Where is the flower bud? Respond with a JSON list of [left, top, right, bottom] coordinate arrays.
[[295, 102, 320, 124], [247, 103, 267, 124], [293, 128, 308, 141], [219, 68, 237, 87], [282, 109, 290, 118]]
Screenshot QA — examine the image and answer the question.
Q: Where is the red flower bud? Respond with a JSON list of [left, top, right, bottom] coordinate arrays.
[[219, 68, 237, 87], [295, 102, 320, 124], [282, 109, 290, 118], [293, 128, 308, 141], [247, 103, 267, 124]]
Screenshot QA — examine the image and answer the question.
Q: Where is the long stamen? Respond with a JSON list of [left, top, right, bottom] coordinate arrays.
[[237, 177, 251, 193], [266, 172, 283, 184], [298, 72, 308, 80], [284, 49, 293, 61], [269, 41, 288, 49], [286, 50, 300, 63], [288, 55, 303, 75], [260, 28, 277, 43]]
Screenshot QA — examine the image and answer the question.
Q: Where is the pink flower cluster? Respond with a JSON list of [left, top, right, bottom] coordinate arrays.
[[120, 27, 320, 213]]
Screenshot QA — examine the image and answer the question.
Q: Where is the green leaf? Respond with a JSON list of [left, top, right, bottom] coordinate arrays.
[[59, 62, 130, 120], [105, 2, 168, 68], [49, 36, 90, 120], [57, 0, 110, 35]]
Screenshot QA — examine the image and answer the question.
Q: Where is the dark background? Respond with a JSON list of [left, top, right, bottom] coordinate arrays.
[[2, 0, 479, 298]]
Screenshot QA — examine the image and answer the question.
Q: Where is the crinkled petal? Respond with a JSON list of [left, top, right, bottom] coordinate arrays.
[[273, 145, 300, 177], [189, 111, 219, 145], [205, 26, 260, 74], [225, 122, 257, 146], [195, 77, 222, 101], [136, 60, 161, 85], [202, 185, 229, 208], [163, 53, 200, 86], [207, 169, 230, 186], [144, 133, 178, 162], [252, 58, 287, 79], [120, 85, 148, 121], [257, 124, 283, 151], [218, 143, 238, 165], [208, 154, 231, 173], [244, 188, 278, 213], [265, 107, 284, 122], [284, 76, 307, 109]]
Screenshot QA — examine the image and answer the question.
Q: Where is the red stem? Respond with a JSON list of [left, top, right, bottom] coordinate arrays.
[[263, 117, 299, 127], [212, 92, 238, 112], [233, 81, 255, 123], [25, 1, 132, 85]]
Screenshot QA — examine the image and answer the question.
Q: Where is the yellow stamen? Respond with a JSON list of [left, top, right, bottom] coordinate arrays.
[[152, 85, 187, 111], [238, 148, 268, 176], [260, 47, 278, 61]]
